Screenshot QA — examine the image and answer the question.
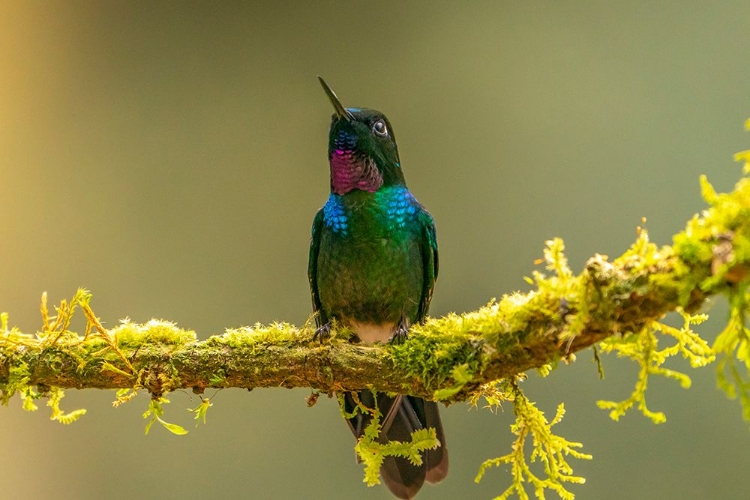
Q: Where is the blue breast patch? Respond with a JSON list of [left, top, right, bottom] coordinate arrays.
[[323, 194, 348, 235], [376, 186, 418, 230], [322, 186, 419, 236]]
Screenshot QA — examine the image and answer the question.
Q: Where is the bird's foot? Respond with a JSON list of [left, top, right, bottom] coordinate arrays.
[[313, 323, 331, 343], [388, 322, 410, 345]]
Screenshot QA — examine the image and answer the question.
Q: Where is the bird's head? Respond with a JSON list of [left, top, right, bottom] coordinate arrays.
[[319, 77, 405, 195]]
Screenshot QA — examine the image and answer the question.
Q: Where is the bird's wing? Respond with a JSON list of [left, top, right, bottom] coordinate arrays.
[[417, 209, 438, 323], [308, 208, 326, 326]]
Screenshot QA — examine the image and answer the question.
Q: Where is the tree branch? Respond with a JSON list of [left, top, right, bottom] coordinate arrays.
[[1, 174, 749, 404]]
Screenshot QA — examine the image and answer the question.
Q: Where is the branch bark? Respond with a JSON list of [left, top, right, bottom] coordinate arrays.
[[1, 175, 748, 403]]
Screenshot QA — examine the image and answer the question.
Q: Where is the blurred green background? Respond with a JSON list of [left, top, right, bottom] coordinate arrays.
[[2, 2, 750, 499]]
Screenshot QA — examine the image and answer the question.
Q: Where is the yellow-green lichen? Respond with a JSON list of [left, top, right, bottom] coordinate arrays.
[[475, 380, 591, 500], [597, 310, 712, 424], [469, 380, 513, 413], [113, 388, 139, 408], [189, 395, 214, 426], [47, 387, 87, 424], [143, 397, 188, 435], [341, 391, 441, 487], [669, 132, 750, 423], [714, 284, 750, 421]]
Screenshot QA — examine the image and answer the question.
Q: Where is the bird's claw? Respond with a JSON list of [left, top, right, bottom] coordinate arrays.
[[388, 323, 410, 345], [314, 323, 331, 343]]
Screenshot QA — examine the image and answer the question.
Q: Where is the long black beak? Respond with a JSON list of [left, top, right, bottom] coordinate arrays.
[[318, 76, 353, 122]]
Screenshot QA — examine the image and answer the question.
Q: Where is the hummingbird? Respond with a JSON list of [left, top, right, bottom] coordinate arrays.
[[308, 77, 448, 499]]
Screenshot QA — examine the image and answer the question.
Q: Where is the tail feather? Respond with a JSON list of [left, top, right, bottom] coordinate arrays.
[[421, 397, 449, 484], [344, 391, 449, 499]]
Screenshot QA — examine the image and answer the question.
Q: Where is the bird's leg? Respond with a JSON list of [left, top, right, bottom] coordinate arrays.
[[389, 317, 410, 345], [313, 323, 331, 343]]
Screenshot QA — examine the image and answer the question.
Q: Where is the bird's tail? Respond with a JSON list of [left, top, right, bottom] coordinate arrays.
[[343, 391, 449, 500]]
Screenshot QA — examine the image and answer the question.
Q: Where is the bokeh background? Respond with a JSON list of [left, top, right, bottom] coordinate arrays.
[[2, 2, 750, 499]]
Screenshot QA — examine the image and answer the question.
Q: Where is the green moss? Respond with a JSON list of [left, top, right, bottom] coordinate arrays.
[[209, 369, 227, 386], [388, 315, 488, 397], [218, 322, 305, 350], [2, 360, 32, 406], [0, 311, 87, 422], [433, 364, 475, 400], [113, 319, 197, 347]]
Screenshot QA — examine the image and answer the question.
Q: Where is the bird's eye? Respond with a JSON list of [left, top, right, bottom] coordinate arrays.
[[372, 120, 388, 137]]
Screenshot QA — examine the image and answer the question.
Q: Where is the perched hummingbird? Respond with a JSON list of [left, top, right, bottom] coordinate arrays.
[[308, 77, 448, 499]]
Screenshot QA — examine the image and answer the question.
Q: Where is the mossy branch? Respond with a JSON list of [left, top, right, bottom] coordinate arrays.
[[4, 127, 750, 500], [1, 170, 749, 405]]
